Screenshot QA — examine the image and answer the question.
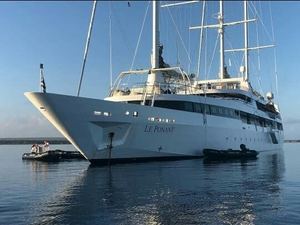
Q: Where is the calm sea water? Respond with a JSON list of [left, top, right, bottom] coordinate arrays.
[[0, 144, 299, 225]]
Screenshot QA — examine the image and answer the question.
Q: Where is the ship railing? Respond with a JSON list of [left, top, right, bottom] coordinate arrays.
[[110, 82, 194, 97], [109, 66, 193, 97], [109, 81, 249, 97], [109, 68, 249, 97]]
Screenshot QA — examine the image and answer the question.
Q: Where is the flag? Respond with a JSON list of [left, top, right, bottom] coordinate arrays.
[[41, 76, 46, 93], [40, 63, 46, 93]]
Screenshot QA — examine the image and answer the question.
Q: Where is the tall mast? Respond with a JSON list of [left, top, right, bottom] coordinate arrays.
[[152, 0, 159, 69], [147, 0, 160, 87], [244, 0, 249, 81], [218, 0, 224, 79], [77, 0, 97, 97]]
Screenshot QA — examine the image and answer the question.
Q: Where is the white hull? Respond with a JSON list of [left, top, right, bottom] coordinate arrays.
[[25, 92, 283, 164]]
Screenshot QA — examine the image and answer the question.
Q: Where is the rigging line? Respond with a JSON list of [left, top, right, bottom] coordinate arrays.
[[111, 3, 132, 55], [77, 0, 97, 97], [130, 1, 150, 70], [187, 5, 191, 74], [268, 1, 279, 99], [255, 1, 261, 71], [167, 7, 192, 64], [273, 45, 279, 98], [207, 32, 219, 79], [254, 1, 263, 96], [161, 6, 168, 61], [249, 1, 273, 43], [176, 40, 180, 65], [166, 7, 170, 63], [257, 75, 264, 97], [224, 36, 240, 77], [109, 1, 113, 91], [248, 52, 264, 95], [196, 1, 206, 79], [203, 2, 209, 131], [204, 18, 208, 80], [249, 55, 264, 94]]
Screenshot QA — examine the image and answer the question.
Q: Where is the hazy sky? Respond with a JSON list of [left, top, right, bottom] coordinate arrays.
[[0, 1, 299, 139]]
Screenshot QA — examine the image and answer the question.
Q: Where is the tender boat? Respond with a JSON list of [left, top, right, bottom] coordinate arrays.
[[22, 143, 84, 162], [203, 150, 258, 160]]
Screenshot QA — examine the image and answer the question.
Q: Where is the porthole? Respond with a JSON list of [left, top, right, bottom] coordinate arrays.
[[133, 111, 138, 117]]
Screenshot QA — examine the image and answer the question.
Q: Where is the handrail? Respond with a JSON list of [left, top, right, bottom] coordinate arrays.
[[108, 67, 251, 98], [110, 66, 192, 96], [109, 80, 253, 98]]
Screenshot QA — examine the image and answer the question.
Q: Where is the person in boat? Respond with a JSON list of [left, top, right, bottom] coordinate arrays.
[[31, 144, 37, 154], [37, 144, 43, 154], [43, 141, 50, 152], [240, 144, 248, 152]]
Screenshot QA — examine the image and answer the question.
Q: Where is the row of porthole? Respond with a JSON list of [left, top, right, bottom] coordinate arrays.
[[94, 111, 112, 116], [125, 111, 138, 117], [147, 117, 176, 123], [94, 110, 138, 117], [125, 111, 176, 123], [226, 137, 267, 142]]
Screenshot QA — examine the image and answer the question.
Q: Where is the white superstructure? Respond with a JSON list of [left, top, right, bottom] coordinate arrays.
[[25, 1, 283, 165]]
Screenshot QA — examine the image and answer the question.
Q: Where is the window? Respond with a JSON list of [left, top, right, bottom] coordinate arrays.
[[234, 110, 240, 118], [133, 111, 138, 117], [128, 101, 141, 105], [240, 112, 248, 124], [204, 105, 211, 114], [210, 105, 218, 115], [277, 122, 283, 130], [94, 111, 102, 115], [103, 112, 111, 116], [184, 102, 194, 112], [193, 103, 203, 113]]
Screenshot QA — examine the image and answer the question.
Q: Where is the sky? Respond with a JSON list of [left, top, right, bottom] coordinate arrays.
[[0, 1, 300, 139]]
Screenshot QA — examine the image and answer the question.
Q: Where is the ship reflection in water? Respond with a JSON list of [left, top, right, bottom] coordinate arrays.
[[28, 151, 286, 225]]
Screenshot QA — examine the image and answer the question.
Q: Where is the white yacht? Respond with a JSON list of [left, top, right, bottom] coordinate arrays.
[[25, 1, 283, 165]]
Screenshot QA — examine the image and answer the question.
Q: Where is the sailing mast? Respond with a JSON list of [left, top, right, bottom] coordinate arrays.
[[152, 0, 159, 70], [77, 0, 97, 97], [244, 0, 249, 81], [218, 1, 225, 79], [147, 0, 162, 87]]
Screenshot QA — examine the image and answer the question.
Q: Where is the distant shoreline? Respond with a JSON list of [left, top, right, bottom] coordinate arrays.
[[284, 140, 300, 143], [0, 137, 70, 145]]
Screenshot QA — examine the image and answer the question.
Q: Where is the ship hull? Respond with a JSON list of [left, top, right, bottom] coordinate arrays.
[[25, 92, 284, 165]]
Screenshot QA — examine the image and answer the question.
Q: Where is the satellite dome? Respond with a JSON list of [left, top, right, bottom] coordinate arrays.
[[266, 92, 274, 100]]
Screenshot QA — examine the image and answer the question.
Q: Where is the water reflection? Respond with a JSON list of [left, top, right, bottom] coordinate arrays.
[[30, 151, 285, 225]]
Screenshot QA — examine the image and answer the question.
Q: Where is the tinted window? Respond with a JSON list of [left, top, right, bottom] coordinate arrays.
[[154, 101, 186, 111], [193, 103, 203, 113]]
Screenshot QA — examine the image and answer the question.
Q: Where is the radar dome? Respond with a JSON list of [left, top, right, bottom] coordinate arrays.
[[266, 92, 274, 100]]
